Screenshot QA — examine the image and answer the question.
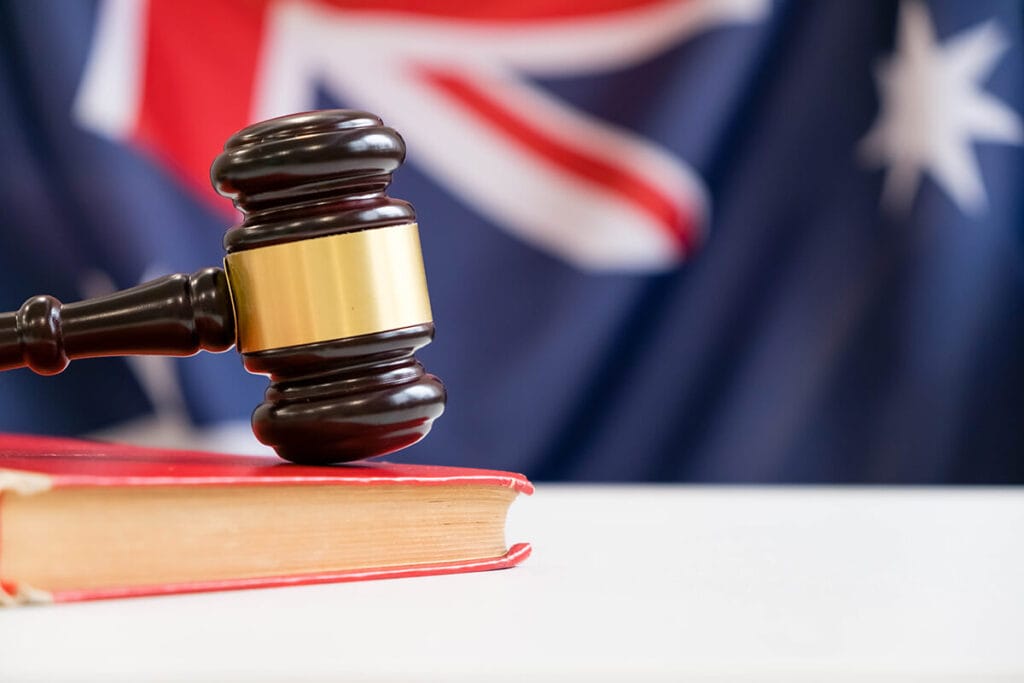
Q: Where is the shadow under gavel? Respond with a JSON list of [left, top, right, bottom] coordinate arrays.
[[0, 110, 445, 465]]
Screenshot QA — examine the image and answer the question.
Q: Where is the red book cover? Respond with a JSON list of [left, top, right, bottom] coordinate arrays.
[[0, 433, 532, 605]]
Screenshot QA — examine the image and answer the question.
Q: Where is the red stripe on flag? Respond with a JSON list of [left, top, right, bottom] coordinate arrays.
[[135, 0, 269, 211], [420, 69, 697, 253], [315, 0, 680, 22]]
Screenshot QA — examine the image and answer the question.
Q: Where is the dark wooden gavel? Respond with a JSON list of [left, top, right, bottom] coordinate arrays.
[[0, 110, 445, 464]]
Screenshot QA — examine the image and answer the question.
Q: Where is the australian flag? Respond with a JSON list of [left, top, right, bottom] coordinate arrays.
[[0, 0, 1021, 482]]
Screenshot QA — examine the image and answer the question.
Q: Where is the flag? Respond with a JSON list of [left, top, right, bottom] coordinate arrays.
[[0, 0, 1021, 482]]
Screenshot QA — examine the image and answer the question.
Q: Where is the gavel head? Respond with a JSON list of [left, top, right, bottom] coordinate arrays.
[[210, 110, 445, 465]]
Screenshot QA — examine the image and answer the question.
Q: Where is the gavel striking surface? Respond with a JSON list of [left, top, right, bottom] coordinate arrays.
[[0, 110, 446, 464]]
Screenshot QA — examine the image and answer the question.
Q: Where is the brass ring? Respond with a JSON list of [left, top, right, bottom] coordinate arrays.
[[225, 223, 433, 353]]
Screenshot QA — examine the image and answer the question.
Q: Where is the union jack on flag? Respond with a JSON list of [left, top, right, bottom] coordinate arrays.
[[0, 0, 1022, 482]]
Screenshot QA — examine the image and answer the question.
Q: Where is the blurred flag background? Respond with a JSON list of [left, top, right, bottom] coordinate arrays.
[[0, 0, 1021, 482]]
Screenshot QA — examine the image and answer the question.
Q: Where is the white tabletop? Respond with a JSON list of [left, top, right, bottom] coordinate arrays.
[[2, 486, 1022, 682]]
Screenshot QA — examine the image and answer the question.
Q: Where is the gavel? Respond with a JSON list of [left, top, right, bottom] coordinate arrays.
[[0, 110, 445, 465]]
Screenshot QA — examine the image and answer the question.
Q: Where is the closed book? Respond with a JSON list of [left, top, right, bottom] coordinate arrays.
[[0, 433, 532, 606]]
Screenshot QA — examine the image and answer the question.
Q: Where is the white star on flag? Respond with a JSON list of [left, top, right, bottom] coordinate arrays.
[[859, 0, 1023, 216]]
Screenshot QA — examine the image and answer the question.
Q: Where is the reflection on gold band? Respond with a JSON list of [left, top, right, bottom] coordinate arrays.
[[225, 223, 433, 353]]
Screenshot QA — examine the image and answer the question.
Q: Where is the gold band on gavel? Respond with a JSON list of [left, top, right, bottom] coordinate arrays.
[[224, 223, 433, 353]]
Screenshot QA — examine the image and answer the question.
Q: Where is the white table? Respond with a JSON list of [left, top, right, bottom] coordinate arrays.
[[2, 486, 1022, 682]]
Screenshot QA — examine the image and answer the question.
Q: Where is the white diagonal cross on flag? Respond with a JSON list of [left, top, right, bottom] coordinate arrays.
[[75, 0, 768, 271]]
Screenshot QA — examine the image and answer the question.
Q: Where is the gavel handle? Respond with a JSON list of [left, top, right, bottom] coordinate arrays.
[[0, 268, 235, 375]]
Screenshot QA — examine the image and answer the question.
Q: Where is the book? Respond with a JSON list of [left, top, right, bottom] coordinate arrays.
[[0, 433, 532, 606]]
